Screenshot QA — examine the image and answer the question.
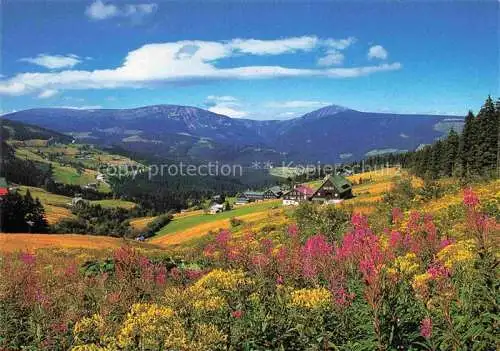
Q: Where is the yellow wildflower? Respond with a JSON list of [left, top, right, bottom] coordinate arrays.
[[437, 240, 475, 269], [73, 314, 106, 345], [394, 252, 420, 276], [193, 269, 250, 291], [412, 272, 432, 294], [71, 345, 112, 351], [191, 323, 227, 351], [117, 303, 188, 350], [289, 288, 331, 310]]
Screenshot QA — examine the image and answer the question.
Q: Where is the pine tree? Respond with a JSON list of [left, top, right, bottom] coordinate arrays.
[[475, 96, 497, 174], [444, 129, 460, 177], [459, 111, 476, 176], [496, 99, 500, 176]]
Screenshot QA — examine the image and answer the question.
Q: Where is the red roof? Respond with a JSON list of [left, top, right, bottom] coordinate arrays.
[[0, 188, 8, 196], [295, 185, 314, 196]]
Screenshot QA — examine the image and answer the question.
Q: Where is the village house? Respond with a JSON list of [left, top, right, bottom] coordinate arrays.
[[282, 184, 314, 206], [310, 174, 353, 204], [209, 203, 225, 214], [243, 191, 265, 202], [234, 195, 250, 205], [0, 177, 9, 198]]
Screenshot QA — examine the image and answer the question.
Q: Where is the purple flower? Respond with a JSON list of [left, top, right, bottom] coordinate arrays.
[[20, 252, 36, 265], [420, 317, 432, 339]]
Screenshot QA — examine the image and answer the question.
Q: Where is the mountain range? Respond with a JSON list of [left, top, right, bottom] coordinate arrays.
[[1, 104, 464, 165]]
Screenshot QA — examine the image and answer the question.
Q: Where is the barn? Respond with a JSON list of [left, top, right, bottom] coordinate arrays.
[[310, 174, 353, 203], [282, 185, 314, 206]]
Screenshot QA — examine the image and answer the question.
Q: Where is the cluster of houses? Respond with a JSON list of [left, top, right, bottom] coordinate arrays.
[[235, 174, 353, 207]]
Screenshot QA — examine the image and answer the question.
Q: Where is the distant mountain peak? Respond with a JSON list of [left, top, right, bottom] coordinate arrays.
[[300, 104, 354, 119]]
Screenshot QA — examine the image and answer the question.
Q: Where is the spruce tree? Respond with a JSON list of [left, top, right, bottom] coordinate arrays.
[[459, 111, 476, 176], [444, 129, 460, 177], [476, 96, 497, 174]]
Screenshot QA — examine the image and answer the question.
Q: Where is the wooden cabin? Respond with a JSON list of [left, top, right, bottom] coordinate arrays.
[[310, 174, 353, 204], [234, 195, 250, 205], [282, 185, 314, 206], [243, 191, 264, 202], [268, 186, 284, 198]]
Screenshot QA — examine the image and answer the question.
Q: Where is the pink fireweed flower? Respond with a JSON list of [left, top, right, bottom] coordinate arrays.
[[407, 211, 422, 233], [169, 267, 182, 281], [203, 243, 217, 258], [138, 256, 150, 269], [226, 248, 242, 262], [351, 213, 368, 229], [185, 269, 204, 281], [20, 252, 36, 265], [463, 187, 479, 208], [155, 267, 167, 285], [232, 310, 244, 318], [287, 223, 299, 239], [389, 231, 403, 250], [251, 254, 270, 270], [392, 208, 404, 224], [301, 234, 333, 279], [215, 229, 231, 246], [332, 287, 355, 307], [427, 262, 450, 279], [276, 275, 284, 285], [439, 237, 455, 249], [420, 317, 432, 339], [64, 264, 78, 277], [260, 238, 274, 255]]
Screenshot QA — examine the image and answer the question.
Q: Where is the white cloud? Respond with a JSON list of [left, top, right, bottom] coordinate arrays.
[[368, 45, 388, 60], [317, 50, 344, 66], [208, 105, 248, 118], [85, 0, 157, 21], [85, 0, 118, 20], [230, 36, 318, 55], [322, 37, 357, 50], [20, 54, 82, 70], [37, 89, 58, 99], [206, 95, 238, 103], [205, 95, 248, 118], [267, 100, 331, 109], [1, 37, 401, 96]]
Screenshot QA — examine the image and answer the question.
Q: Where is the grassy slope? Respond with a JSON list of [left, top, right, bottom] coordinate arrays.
[[155, 200, 281, 237], [0, 234, 161, 253], [12, 141, 140, 191], [18, 186, 137, 224], [152, 167, 403, 247], [9, 141, 143, 223], [91, 199, 137, 209]]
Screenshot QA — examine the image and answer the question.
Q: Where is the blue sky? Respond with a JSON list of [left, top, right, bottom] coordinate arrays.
[[0, 0, 498, 119]]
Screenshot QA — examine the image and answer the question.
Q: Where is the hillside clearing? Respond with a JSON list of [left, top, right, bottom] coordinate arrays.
[[0, 234, 160, 253], [90, 199, 137, 209], [154, 200, 281, 238]]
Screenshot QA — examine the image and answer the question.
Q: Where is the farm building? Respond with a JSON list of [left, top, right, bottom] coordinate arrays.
[[269, 186, 285, 198], [263, 188, 280, 199], [243, 191, 264, 202], [282, 184, 314, 206], [234, 196, 250, 205], [209, 203, 225, 214], [310, 174, 353, 203], [0, 177, 9, 197]]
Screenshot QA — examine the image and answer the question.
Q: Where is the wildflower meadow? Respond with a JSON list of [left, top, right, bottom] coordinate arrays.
[[0, 188, 498, 350]]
